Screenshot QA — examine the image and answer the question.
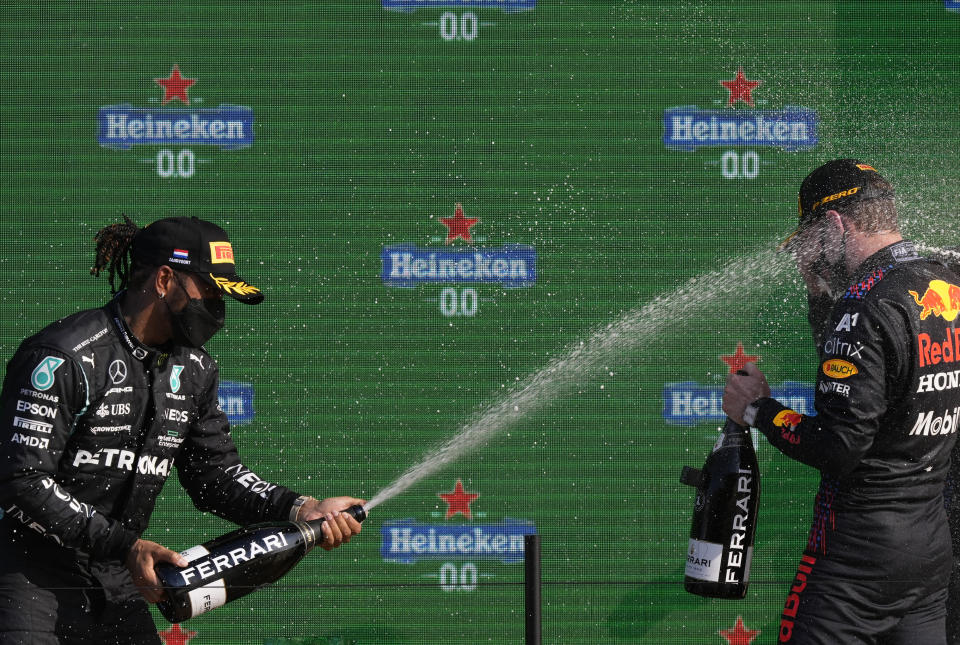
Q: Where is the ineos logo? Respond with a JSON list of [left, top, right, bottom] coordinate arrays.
[[109, 360, 128, 385]]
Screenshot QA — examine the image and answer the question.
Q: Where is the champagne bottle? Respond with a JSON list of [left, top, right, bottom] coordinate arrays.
[[155, 504, 366, 623], [680, 418, 760, 599]]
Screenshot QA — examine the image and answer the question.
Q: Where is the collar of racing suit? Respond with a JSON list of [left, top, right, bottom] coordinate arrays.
[[848, 240, 920, 285], [106, 293, 160, 363]]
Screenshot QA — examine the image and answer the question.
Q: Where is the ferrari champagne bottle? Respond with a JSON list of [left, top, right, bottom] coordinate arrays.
[[155, 504, 366, 623], [680, 418, 760, 599]]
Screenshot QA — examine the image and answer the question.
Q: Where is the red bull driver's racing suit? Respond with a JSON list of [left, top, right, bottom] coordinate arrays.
[[0, 296, 301, 643], [748, 241, 960, 644]]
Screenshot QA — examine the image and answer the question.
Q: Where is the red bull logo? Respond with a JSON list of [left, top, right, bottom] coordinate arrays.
[[908, 280, 960, 322], [822, 359, 858, 379], [773, 410, 803, 429], [773, 409, 803, 445]]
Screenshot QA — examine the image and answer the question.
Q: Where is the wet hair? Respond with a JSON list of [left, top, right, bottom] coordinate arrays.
[[843, 174, 898, 234], [90, 215, 153, 294]]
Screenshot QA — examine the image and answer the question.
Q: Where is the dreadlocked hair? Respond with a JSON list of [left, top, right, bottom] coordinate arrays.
[[91, 215, 140, 294]]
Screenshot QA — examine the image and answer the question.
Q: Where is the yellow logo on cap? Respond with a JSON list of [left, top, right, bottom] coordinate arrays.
[[855, 164, 876, 171], [210, 242, 234, 264], [211, 275, 261, 296], [810, 186, 860, 212]]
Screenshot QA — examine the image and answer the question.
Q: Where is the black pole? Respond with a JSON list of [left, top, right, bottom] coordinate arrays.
[[524, 534, 542, 645]]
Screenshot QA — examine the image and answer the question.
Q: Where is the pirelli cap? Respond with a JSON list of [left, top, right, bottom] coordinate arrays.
[[781, 159, 894, 249], [131, 216, 264, 304]]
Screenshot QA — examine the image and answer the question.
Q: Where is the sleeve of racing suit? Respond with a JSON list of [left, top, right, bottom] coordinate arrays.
[[176, 363, 299, 525], [0, 347, 139, 560], [752, 296, 908, 478]]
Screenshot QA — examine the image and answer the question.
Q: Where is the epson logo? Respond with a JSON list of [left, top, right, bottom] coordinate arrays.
[[909, 408, 960, 437], [16, 400, 57, 419]]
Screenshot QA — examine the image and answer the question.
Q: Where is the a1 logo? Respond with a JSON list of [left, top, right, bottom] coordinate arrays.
[[31, 357, 65, 391]]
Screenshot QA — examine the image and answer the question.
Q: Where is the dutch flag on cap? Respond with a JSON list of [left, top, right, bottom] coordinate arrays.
[[173, 249, 189, 260]]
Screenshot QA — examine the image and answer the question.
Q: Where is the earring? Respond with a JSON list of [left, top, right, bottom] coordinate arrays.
[[158, 292, 165, 300]]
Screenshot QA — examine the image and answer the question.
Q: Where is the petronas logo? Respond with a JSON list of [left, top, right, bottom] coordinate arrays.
[[31, 357, 65, 392], [170, 365, 184, 393]]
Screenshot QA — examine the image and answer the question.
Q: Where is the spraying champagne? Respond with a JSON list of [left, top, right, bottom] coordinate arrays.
[[154, 504, 367, 623], [680, 417, 760, 599]]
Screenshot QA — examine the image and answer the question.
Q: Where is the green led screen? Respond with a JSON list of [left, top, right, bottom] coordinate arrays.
[[2, 1, 960, 643]]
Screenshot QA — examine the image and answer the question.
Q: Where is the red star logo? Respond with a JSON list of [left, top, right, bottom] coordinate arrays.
[[438, 479, 479, 520], [719, 616, 760, 645], [158, 624, 198, 645], [154, 65, 197, 105], [440, 203, 479, 243], [720, 67, 761, 107], [720, 342, 759, 374]]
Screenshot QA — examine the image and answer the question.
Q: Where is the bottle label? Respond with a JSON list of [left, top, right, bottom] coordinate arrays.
[[187, 579, 228, 617], [180, 544, 211, 563], [685, 538, 723, 582]]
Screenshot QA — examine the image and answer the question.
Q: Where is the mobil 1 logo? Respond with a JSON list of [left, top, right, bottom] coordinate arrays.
[[381, 203, 536, 318], [98, 65, 254, 179], [663, 67, 819, 180], [383, 0, 535, 43]]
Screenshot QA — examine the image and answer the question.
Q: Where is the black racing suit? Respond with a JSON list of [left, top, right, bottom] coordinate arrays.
[[0, 296, 300, 643], [749, 241, 960, 644], [940, 246, 960, 643]]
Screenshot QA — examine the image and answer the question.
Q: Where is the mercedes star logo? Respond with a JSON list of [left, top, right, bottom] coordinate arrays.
[[108, 359, 128, 385]]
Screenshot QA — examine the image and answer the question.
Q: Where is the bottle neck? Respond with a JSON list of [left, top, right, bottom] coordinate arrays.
[[717, 418, 753, 449]]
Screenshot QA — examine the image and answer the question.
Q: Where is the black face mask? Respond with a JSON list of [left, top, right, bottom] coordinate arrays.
[[165, 274, 225, 348]]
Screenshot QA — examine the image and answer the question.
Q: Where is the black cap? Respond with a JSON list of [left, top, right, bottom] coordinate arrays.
[[781, 159, 894, 249], [131, 217, 264, 304]]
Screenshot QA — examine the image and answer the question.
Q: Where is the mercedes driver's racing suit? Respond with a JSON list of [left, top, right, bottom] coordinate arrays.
[[0, 296, 300, 643], [748, 241, 960, 644]]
